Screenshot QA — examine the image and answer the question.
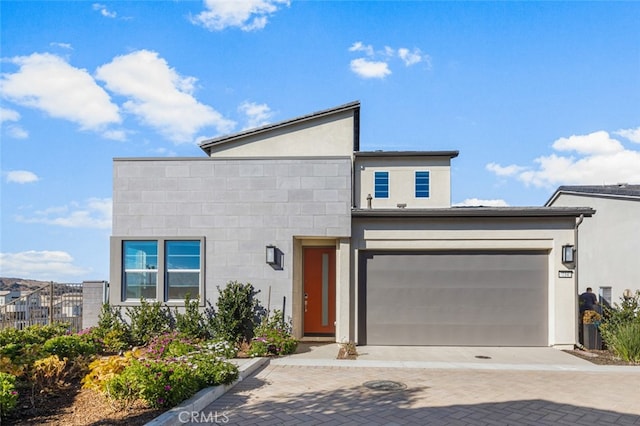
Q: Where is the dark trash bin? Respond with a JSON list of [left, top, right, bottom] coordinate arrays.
[[583, 323, 602, 350]]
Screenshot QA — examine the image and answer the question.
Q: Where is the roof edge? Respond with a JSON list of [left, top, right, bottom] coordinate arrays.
[[352, 207, 595, 218], [355, 150, 459, 159]]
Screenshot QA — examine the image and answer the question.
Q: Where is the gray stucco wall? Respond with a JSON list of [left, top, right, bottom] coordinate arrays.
[[110, 157, 352, 314], [550, 194, 640, 304]]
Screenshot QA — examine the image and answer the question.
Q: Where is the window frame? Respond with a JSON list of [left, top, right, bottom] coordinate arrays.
[[114, 236, 205, 305], [122, 240, 159, 301], [165, 240, 202, 302], [374, 170, 390, 199], [415, 170, 431, 199]]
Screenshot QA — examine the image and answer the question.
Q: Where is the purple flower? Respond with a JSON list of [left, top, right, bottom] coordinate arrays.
[[164, 385, 171, 391]]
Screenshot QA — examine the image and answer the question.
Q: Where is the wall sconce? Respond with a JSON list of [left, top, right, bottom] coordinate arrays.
[[562, 245, 575, 263], [266, 245, 277, 265], [266, 245, 284, 270]]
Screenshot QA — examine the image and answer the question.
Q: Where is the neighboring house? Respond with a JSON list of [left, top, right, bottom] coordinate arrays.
[[546, 185, 640, 306], [110, 101, 594, 348], [0, 290, 20, 305]]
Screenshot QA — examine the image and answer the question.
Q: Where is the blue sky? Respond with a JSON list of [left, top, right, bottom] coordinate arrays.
[[1, 1, 639, 282]]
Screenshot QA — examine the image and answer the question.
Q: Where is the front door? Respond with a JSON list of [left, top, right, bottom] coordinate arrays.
[[303, 247, 336, 336]]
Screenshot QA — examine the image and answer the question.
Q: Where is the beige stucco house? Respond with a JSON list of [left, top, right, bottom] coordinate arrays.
[[110, 101, 594, 348], [546, 185, 640, 307]]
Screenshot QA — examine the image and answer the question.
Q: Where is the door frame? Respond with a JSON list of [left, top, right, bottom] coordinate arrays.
[[302, 246, 337, 337], [292, 238, 340, 341]]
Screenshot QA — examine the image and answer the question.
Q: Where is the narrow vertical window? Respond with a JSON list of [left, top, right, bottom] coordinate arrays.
[[123, 241, 158, 300], [166, 240, 201, 300], [415, 171, 430, 198], [374, 171, 389, 198]]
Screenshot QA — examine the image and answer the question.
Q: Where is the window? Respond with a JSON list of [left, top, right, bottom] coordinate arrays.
[[374, 171, 389, 198], [120, 238, 203, 302], [123, 241, 158, 300], [166, 240, 201, 300], [415, 171, 430, 198]]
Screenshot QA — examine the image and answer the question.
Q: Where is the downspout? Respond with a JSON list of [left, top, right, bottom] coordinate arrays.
[[574, 214, 584, 346]]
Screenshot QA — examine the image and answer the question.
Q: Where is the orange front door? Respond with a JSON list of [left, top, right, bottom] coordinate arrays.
[[303, 247, 336, 336]]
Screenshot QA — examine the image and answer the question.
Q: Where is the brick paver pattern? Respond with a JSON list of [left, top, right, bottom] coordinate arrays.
[[188, 365, 640, 425]]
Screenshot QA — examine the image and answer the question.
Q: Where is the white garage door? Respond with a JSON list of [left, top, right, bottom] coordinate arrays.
[[359, 250, 549, 346]]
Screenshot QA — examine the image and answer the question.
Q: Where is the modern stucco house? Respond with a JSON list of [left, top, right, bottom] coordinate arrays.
[[546, 185, 640, 307], [110, 101, 594, 348]]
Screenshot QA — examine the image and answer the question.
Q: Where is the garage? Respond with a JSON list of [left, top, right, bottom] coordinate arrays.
[[358, 250, 549, 346]]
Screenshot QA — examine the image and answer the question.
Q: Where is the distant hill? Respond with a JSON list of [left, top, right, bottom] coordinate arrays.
[[0, 278, 54, 292]]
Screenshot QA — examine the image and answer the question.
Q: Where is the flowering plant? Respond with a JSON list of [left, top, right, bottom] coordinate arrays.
[[0, 372, 18, 418], [583, 310, 602, 324]]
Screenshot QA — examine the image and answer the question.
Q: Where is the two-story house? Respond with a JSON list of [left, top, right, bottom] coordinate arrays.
[[110, 101, 593, 348]]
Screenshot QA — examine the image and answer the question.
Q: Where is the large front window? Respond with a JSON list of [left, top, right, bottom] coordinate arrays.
[[123, 241, 158, 300], [166, 240, 201, 300], [120, 238, 203, 302]]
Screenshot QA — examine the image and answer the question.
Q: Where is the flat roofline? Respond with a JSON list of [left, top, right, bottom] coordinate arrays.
[[113, 155, 353, 162], [355, 150, 459, 159], [352, 206, 595, 218]]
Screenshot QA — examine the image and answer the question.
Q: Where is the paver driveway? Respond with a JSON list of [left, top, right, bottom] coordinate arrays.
[[189, 364, 640, 425]]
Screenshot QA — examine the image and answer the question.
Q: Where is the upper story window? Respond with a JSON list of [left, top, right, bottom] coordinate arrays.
[[374, 171, 389, 198], [415, 171, 430, 198]]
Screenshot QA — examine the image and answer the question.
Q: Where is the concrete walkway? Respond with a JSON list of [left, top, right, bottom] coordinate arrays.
[[152, 344, 640, 425]]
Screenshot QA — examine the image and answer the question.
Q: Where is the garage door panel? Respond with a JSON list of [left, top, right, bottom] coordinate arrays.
[[360, 251, 548, 346]]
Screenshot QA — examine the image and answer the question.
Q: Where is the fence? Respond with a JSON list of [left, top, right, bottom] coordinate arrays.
[[0, 282, 84, 332]]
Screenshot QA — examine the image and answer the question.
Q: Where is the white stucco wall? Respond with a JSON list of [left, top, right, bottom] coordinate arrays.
[[549, 194, 640, 305], [354, 156, 452, 209], [204, 111, 356, 158]]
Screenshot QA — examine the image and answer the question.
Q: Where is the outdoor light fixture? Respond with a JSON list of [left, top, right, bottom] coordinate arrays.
[[266, 245, 276, 265], [562, 245, 575, 263]]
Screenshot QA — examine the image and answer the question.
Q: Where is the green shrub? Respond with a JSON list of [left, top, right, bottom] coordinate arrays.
[[211, 281, 264, 344], [93, 303, 131, 352], [105, 351, 238, 409], [42, 335, 97, 359], [602, 322, 640, 363], [174, 295, 207, 339], [126, 298, 174, 346], [0, 372, 18, 418], [248, 310, 297, 357], [0, 323, 71, 376], [601, 290, 640, 363]]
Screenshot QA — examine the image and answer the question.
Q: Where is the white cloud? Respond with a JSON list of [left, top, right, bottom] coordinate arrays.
[[350, 58, 391, 79], [16, 198, 112, 229], [95, 50, 235, 143], [50, 42, 73, 50], [239, 101, 274, 129], [93, 3, 117, 18], [453, 198, 509, 207], [0, 250, 90, 281], [6, 125, 29, 139], [552, 131, 623, 155], [0, 53, 121, 131], [486, 162, 527, 177], [398, 47, 427, 66], [487, 130, 640, 188], [349, 42, 374, 56], [6, 170, 39, 184], [348, 42, 429, 79], [101, 129, 127, 141], [0, 107, 20, 123], [615, 127, 640, 143], [191, 0, 289, 32]]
